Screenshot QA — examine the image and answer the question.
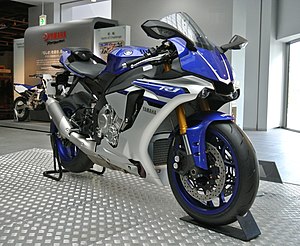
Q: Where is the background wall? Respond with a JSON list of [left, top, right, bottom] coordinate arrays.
[[13, 39, 24, 84], [0, 52, 13, 71], [62, 0, 111, 23], [28, 3, 54, 27], [233, 0, 285, 130], [277, 0, 300, 41], [112, 0, 233, 48], [72, 1, 111, 21], [28, 0, 111, 25], [231, 0, 246, 127]]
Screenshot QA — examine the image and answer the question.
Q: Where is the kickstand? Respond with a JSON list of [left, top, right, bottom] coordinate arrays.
[[180, 210, 261, 241], [88, 168, 106, 175], [43, 134, 106, 181], [43, 134, 68, 181]]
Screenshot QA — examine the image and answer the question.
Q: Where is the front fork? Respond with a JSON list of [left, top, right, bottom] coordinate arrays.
[[175, 105, 192, 155], [175, 101, 234, 172], [175, 105, 200, 175]]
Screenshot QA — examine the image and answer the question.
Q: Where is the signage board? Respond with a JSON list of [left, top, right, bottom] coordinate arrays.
[[24, 17, 118, 85], [94, 26, 130, 62]]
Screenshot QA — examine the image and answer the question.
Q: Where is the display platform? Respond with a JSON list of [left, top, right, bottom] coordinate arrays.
[[0, 148, 299, 245]]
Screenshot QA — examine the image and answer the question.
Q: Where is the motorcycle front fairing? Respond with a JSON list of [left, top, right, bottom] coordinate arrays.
[[154, 13, 238, 171], [170, 37, 234, 84], [162, 37, 237, 170]]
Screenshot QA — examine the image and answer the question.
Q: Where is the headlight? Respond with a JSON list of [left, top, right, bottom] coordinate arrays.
[[199, 88, 211, 99]]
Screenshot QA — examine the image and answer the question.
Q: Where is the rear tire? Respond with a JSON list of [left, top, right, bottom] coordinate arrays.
[[50, 99, 93, 173], [168, 122, 259, 226], [14, 97, 29, 121]]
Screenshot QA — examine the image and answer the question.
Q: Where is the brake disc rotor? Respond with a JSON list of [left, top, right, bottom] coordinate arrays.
[[180, 143, 226, 202]]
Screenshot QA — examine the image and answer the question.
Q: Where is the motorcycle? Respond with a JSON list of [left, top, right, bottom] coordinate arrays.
[[14, 74, 52, 121], [44, 12, 259, 226]]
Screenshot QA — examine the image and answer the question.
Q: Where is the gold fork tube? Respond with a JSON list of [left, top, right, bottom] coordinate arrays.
[[176, 105, 188, 135]]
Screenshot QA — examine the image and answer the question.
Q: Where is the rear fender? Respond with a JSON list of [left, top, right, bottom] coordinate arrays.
[[186, 111, 234, 170]]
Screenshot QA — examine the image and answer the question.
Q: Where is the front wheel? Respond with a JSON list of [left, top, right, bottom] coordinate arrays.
[[168, 122, 259, 226], [14, 97, 29, 121]]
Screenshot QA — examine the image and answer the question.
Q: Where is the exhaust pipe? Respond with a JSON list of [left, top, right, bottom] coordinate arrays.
[[45, 97, 97, 157]]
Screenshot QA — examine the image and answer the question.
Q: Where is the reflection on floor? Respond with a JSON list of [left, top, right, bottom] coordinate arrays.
[[0, 124, 51, 156], [0, 119, 49, 133], [0, 120, 299, 185], [246, 128, 300, 185]]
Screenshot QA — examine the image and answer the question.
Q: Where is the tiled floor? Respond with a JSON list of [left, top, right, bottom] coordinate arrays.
[[0, 121, 300, 244], [0, 124, 51, 155], [0, 148, 299, 245]]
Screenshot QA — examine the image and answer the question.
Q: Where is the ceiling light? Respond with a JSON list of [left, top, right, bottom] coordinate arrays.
[[91, 0, 97, 2]]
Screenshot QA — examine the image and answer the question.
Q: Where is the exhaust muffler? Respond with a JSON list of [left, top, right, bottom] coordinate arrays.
[[45, 97, 97, 157]]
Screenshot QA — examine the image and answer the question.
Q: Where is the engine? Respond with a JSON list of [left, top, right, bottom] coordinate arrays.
[[97, 104, 123, 147]]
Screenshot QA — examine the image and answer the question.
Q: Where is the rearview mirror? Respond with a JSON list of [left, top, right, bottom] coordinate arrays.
[[220, 35, 248, 53], [141, 20, 197, 51]]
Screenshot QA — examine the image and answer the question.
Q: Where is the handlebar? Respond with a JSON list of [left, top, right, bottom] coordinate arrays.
[[29, 74, 44, 79], [51, 64, 65, 69], [121, 45, 170, 69], [122, 51, 153, 69]]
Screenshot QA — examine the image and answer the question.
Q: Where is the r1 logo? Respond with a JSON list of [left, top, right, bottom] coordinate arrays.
[[158, 86, 181, 93]]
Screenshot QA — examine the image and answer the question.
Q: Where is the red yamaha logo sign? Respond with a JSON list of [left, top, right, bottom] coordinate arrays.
[[43, 31, 66, 45]]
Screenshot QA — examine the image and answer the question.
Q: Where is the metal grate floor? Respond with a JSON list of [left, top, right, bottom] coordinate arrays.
[[0, 148, 299, 245]]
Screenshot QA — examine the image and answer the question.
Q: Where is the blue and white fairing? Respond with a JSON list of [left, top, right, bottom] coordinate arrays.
[[170, 37, 234, 84], [160, 12, 234, 84]]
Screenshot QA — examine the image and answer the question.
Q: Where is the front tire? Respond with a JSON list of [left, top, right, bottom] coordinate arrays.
[[50, 100, 93, 173], [168, 122, 259, 226], [14, 97, 29, 121]]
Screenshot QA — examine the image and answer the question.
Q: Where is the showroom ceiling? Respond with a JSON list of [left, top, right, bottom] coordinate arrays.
[[0, 0, 34, 51]]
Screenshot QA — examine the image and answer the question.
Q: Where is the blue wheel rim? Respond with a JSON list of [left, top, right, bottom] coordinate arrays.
[[55, 137, 78, 162], [50, 107, 79, 163], [172, 128, 239, 215]]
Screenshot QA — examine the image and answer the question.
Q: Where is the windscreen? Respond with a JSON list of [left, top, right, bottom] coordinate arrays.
[[160, 12, 215, 50]]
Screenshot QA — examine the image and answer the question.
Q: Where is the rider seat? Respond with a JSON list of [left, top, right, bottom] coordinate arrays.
[[68, 62, 105, 79], [66, 48, 106, 79]]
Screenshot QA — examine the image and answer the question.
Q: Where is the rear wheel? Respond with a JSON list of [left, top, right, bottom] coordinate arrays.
[[50, 100, 93, 173], [14, 97, 29, 121], [168, 122, 259, 225]]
